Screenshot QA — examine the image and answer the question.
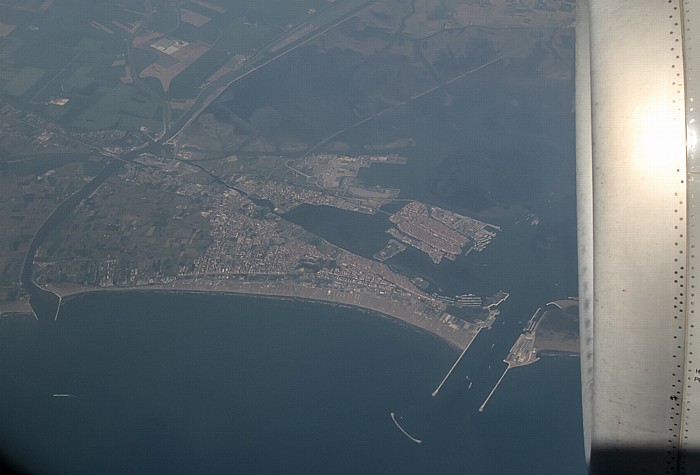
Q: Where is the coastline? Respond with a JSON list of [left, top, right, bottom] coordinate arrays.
[[44, 279, 487, 351], [0, 299, 35, 319], [537, 349, 580, 358], [534, 334, 580, 355]]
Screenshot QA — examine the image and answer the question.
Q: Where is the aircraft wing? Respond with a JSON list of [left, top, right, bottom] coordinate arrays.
[[577, 0, 700, 473]]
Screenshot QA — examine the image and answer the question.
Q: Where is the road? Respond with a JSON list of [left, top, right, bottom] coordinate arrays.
[[160, 1, 378, 146]]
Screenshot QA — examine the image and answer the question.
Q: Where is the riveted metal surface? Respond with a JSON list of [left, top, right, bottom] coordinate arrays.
[[581, 1, 690, 473]]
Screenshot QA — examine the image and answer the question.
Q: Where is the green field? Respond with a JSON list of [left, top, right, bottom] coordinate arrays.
[[0, 64, 45, 97], [71, 83, 162, 131], [0, 0, 376, 131], [2, 153, 89, 176]]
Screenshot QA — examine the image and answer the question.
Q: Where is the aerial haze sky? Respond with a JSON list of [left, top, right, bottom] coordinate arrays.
[[0, 1, 583, 473]]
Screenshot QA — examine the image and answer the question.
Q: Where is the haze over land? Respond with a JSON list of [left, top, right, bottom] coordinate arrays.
[[1, 0, 576, 343], [0, 1, 582, 471]]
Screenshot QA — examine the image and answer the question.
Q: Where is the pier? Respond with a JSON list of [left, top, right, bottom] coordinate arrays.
[[478, 307, 543, 412], [432, 343, 471, 397], [53, 296, 62, 321], [432, 292, 510, 397], [479, 365, 509, 413]]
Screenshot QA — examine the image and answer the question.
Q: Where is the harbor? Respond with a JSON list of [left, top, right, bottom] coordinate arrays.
[[478, 307, 544, 413], [429, 293, 507, 397]]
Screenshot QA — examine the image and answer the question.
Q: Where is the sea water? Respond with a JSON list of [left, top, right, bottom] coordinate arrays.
[[0, 292, 585, 474]]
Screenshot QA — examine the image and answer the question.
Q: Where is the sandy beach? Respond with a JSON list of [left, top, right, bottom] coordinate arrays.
[[42, 278, 483, 351]]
